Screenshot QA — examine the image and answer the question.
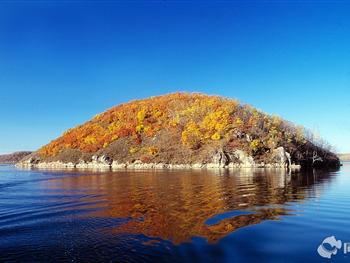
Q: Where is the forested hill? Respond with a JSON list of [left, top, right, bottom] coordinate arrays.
[[20, 93, 339, 168]]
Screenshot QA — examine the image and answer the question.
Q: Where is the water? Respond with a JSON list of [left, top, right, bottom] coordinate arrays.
[[1, 163, 350, 262]]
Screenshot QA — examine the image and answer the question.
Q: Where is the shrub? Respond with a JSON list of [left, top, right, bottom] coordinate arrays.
[[129, 147, 138, 154], [250, 139, 262, 153], [84, 136, 97, 145], [181, 121, 202, 149], [136, 124, 144, 133], [211, 132, 221, 141], [137, 109, 146, 123], [148, 147, 159, 155]]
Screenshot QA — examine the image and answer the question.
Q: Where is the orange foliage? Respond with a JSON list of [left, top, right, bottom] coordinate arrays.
[[39, 93, 308, 157]]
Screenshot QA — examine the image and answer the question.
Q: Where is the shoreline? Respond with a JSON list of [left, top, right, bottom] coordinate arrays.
[[16, 160, 301, 171], [16, 147, 305, 171]]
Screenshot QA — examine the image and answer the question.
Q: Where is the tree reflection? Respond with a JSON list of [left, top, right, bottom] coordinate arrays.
[[46, 168, 337, 244]]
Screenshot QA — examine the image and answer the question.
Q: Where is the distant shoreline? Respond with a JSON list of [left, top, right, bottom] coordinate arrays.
[[338, 154, 350, 162], [0, 151, 32, 164]]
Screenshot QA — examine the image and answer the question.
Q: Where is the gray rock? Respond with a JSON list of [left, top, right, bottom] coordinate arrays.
[[272, 147, 291, 167], [99, 155, 113, 165], [230, 150, 255, 167], [212, 150, 229, 167]]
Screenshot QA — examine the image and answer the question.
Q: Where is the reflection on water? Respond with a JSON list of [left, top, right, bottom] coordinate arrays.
[[0, 165, 347, 262], [45, 168, 336, 244]]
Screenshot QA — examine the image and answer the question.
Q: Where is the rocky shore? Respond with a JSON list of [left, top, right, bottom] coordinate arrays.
[[16, 160, 301, 170], [17, 147, 301, 170]]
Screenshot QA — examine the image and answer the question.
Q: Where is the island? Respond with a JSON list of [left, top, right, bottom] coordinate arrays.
[[0, 151, 32, 164], [17, 93, 340, 170]]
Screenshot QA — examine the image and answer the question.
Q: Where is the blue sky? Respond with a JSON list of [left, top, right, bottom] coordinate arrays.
[[0, 1, 350, 154]]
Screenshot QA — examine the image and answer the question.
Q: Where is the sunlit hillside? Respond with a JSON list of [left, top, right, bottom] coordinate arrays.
[[26, 93, 338, 168]]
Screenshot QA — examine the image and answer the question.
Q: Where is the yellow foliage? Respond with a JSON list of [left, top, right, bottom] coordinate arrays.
[[84, 136, 97, 145], [154, 110, 163, 118], [148, 147, 159, 155], [108, 122, 120, 132], [129, 147, 139, 154], [201, 110, 230, 140], [235, 117, 243, 127], [136, 124, 144, 133], [182, 121, 202, 149], [137, 109, 146, 123], [211, 132, 221, 140], [169, 114, 180, 127], [250, 139, 261, 152]]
